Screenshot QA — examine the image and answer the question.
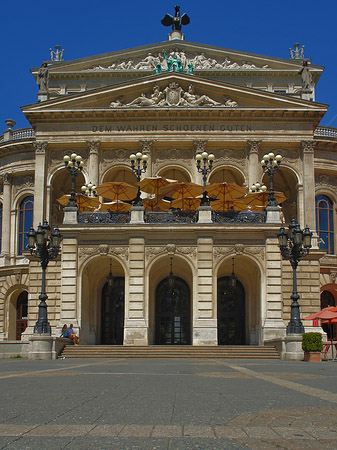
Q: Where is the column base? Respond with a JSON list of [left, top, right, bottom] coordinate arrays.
[[193, 319, 218, 345], [124, 319, 148, 345]]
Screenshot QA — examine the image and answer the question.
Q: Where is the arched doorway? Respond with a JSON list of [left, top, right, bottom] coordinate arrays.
[[16, 291, 28, 340], [217, 277, 245, 345], [155, 276, 191, 345], [101, 277, 125, 344]]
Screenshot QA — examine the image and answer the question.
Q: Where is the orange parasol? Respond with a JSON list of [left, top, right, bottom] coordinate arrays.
[[207, 182, 247, 202], [143, 198, 171, 211], [96, 182, 138, 202], [171, 197, 201, 211], [160, 182, 204, 211], [98, 201, 132, 212], [211, 199, 257, 212], [138, 176, 176, 197], [241, 191, 287, 208], [57, 193, 100, 212]]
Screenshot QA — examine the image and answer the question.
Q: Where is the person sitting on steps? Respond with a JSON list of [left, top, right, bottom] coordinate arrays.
[[64, 324, 79, 346]]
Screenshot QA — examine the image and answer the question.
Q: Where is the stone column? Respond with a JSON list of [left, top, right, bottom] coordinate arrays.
[[301, 141, 318, 247], [262, 236, 286, 342], [124, 236, 148, 345], [193, 236, 217, 345], [87, 140, 100, 186], [247, 140, 261, 187], [297, 183, 304, 227], [45, 184, 52, 224], [140, 140, 154, 178], [0, 174, 12, 260], [33, 141, 48, 227], [60, 236, 79, 330]]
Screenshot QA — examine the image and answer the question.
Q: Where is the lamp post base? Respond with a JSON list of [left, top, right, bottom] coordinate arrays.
[[285, 333, 304, 361]]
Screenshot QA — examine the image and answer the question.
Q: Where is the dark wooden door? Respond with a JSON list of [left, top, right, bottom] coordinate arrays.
[[217, 277, 245, 345], [101, 277, 124, 345], [155, 276, 191, 345]]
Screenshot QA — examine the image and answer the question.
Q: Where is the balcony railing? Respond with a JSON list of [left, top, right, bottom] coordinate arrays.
[[145, 211, 198, 224], [0, 127, 35, 144], [77, 210, 265, 224], [78, 211, 130, 224], [314, 126, 337, 139], [212, 210, 265, 223], [1, 126, 337, 144]]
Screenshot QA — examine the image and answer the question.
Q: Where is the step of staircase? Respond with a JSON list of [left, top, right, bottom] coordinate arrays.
[[61, 345, 280, 359]]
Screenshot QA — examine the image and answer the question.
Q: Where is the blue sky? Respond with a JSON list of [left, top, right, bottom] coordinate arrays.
[[1, 0, 336, 130]]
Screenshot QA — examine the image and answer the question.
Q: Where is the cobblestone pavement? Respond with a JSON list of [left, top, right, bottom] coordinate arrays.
[[0, 358, 336, 449]]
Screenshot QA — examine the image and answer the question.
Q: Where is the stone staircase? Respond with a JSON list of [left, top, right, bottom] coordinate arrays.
[[61, 345, 280, 359]]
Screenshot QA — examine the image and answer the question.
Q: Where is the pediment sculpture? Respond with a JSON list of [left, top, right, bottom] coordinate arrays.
[[109, 83, 238, 108], [89, 50, 269, 72]]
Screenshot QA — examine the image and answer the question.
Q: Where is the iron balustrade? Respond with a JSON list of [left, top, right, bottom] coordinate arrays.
[[212, 210, 266, 223], [145, 211, 198, 224], [78, 211, 131, 224]]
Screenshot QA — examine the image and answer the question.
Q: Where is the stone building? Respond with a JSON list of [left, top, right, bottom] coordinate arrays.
[[0, 20, 336, 356]]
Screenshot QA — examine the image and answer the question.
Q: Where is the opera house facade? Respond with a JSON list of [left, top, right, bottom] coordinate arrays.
[[0, 20, 336, 358]]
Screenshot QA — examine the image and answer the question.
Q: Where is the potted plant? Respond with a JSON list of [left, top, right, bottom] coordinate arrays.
[[302, 332, 323, 362]]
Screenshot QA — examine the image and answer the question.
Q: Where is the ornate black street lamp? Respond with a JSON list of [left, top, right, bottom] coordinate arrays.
[[81, 182, 98, 197], [27, 221, 62, 334], [129, 151, 148, 206], [63, 153, 84, 207], [277, 219, 312, 334], [260, 152, 282, 207], [195, 151, 215, 205]]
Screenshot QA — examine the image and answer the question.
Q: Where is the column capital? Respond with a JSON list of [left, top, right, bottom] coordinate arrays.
[[33, 141, 48, 155], [1, 173, 12, 184], [301, 140, 316, 154], [194, 140, 207, 153], [247, 140, 262, 153], [139, 140, 154, 154], [86, 140, 100, 154]]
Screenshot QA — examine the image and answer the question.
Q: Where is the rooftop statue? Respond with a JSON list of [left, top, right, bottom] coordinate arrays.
[[299, 60, 313, 91], [161, 5, 190, 31], [49, 45, 64, 62], [37, 62, 49, 92], [289, 43, 305, 60]]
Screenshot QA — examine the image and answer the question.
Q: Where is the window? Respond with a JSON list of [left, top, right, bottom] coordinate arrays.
[[18, 196, 34, 255], [0, 203, 2, 253], [316, 195, 334, 254]]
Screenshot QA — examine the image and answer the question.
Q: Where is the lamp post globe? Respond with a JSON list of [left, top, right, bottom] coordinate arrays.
[[195, 150, 215, 206], [129, 150, 148, 206], [261, 153, 282, 207], [63, 153, 84, 207]]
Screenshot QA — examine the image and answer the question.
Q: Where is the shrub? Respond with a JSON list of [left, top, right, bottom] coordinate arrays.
[[302, 332, 323, 352]]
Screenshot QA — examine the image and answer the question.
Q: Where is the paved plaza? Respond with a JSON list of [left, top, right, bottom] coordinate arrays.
[[0, 357, 336, 450]]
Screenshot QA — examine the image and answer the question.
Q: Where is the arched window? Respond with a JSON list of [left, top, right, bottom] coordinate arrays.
[[18, 196, 34, 255], [315, 195, 334, 254], [0, 203, 2, 253]]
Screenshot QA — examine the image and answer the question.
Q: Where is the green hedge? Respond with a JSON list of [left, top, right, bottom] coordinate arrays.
[[302, 332, 323, 352]]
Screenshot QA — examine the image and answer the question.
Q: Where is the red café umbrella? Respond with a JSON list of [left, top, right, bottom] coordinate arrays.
[[303, 307, 337, 359]]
